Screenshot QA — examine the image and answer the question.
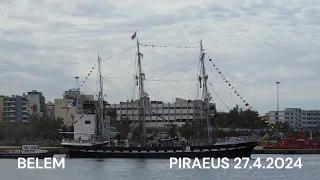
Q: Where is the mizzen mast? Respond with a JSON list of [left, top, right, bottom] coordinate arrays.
[[199, 39, 212, 141]]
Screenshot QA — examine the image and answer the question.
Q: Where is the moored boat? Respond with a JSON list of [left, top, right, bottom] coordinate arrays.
[[263, 132, 320, 149], [0, 145, 54, 159]]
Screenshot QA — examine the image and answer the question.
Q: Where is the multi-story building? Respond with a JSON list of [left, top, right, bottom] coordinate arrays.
[[266, 111, 285, 124], [63, 89, 81, 100], [105, 98, 216, 127], [54, 88, 95, 126], [26, 90, 46, 119], [54, 98, 75, 125], [2, 95, 29, 122], [46, 101, 55, 120], [266, 108, 320, 131], [0, 95, 4, 122]]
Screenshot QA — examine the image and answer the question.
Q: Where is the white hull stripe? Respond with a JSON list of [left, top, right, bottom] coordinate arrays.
[[71, 146, 248, 153]]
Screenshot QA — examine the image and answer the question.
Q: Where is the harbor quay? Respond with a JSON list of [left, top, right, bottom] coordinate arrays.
[[1, 146, 319, 155]]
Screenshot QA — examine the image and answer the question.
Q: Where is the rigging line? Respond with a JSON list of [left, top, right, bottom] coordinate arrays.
[[103, 78, 132, 100], [104, 58, 136, 77], [78, 46, 135, 91], [195, 59, 201, 100], [204, 60, 237, 106], [107, 64, 135, 76], [140, 44, 199, 49], [100, 45, 136, 63], [145, 82, 165, 101], [144, 83, 162, 101], [144, 45, 198, 66], [105, 76, 132, 79], [204, 59, 251, 109], [145, 79, 196, 82], [208, 82, 231, 111], [153, 61, 196, 78], [141, 59, 193, 99], [141, 46, 198, 77]]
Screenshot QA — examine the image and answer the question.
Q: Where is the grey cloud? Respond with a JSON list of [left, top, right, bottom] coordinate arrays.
[[0, 0, 320, 114]]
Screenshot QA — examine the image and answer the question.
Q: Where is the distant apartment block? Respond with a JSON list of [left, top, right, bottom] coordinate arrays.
[[105, 98, 216, 127], [63, 89, 80, 99], [26, 90, 46, 119], [2, 95, 29, 122], [266, 108, 320, 131], [46, 101, 55, 120]]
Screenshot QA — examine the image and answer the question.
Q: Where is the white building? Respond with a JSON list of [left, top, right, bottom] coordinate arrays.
[[105, 98, 216, 128], [73, 114, 96, 141], [73, 114, 116, 140], [267, 111, 285, 124], [266, 108, 320, 131]]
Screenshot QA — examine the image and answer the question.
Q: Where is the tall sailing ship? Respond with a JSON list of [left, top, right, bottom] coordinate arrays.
[[61, 33, 259, 158]]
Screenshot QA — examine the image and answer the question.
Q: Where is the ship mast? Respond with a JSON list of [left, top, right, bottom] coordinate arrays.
[[199, 39, 212, 142], [136, 37, 147, 142], [97, 48, 104, 137]]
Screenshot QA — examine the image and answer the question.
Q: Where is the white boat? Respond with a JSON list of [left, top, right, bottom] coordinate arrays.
[[0, 145, 54, 159]]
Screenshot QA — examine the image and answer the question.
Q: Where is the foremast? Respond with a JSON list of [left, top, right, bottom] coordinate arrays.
[[136, 36, 147, 142], [199, 40, 212, 142]]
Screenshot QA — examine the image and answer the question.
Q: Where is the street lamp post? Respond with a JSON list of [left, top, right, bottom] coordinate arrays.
[[275, 81, 281, 121], [74, 76, 80, 90]]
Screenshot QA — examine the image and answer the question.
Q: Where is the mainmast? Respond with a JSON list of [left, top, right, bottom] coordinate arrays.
[[136, 37, 147, 142], [97, 48, 104, 137], [199, 39, 212, 141]]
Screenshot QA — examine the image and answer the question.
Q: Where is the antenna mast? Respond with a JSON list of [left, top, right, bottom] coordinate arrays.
[[199, 39, 212, 141], [136, 36, 147, 142]]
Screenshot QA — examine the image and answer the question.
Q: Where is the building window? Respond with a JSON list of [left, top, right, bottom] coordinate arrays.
[[85, 121, 91, 124]]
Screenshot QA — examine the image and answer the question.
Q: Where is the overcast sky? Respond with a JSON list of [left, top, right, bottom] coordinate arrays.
[[1, 0, 319, 115]]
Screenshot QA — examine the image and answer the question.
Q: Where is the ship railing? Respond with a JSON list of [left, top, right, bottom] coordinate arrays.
[[62, 138, 102, 144]]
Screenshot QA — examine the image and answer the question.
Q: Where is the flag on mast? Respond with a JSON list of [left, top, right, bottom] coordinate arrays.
[[131, 31, 137, 40]]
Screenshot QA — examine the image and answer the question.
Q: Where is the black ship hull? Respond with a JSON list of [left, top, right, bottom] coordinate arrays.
[[62, 141, 258, 159], [0, 152, 54, 159]]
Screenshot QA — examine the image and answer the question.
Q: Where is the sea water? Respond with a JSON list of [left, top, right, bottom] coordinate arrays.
[[0, 154, 319, 180]]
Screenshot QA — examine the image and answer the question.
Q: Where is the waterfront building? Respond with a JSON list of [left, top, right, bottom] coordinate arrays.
[[105, 98, 216, 128], [2, 95, 29, 122], [266, 108, 320, 131]]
